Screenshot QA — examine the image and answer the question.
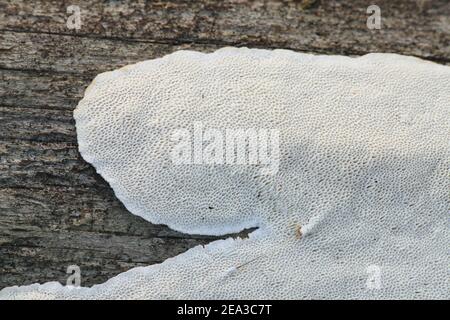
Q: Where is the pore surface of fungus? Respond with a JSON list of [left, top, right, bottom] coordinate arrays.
[[1, 48, 449, 299]]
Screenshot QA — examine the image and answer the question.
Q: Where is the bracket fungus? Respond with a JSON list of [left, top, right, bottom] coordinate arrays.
[[1, 47, 449, 299]]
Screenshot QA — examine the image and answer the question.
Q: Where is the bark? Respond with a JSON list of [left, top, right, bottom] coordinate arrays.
[[0, 0, 448, 289]]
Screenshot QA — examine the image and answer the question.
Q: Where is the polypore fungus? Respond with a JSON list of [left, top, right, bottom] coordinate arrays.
[[1, 48, 449, 299]]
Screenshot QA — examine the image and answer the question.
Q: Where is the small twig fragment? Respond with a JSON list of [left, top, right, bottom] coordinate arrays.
[[295, 224, 303, 239]]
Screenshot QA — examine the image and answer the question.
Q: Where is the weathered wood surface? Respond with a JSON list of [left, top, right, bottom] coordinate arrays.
[[0, 0, 449, 289]]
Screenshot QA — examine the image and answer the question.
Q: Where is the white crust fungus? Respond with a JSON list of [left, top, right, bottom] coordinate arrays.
[[1, 47, 449, 299]]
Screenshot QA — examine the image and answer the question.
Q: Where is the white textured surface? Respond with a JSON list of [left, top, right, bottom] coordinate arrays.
[[1, 47, 449, 299]]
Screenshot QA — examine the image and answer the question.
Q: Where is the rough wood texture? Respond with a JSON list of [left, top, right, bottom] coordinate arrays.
[[0, 0, 449, 289]]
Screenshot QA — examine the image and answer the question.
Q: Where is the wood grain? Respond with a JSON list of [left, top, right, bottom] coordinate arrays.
[[0, 0, 449, 289]]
